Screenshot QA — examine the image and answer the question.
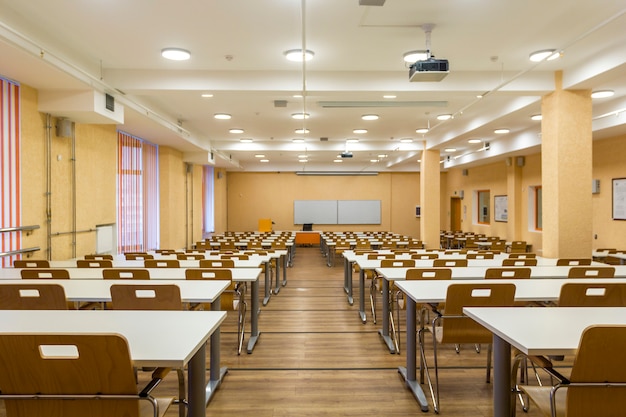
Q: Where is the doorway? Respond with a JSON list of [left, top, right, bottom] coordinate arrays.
[[450, 197, 462, 231]]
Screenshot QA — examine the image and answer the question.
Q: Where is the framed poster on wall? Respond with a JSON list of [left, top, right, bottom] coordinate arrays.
[[494, 195, 508, 222], [612, 178, 626, 220]]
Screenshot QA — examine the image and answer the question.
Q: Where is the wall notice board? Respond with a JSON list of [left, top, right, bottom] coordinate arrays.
[[294, 200, 381, 225]]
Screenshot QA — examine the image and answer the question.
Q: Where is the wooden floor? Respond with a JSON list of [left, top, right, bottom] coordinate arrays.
[[0, 247, 553, 416]]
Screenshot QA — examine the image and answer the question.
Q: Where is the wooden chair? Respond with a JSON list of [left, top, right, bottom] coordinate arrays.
[[103, 268, 150, 280], [125, 253, 154, 260], [604, 255, 622, 265], [20, 268, 70, 279], [185, 268, 247, 355], [556, 258, 592, 266], [466, 253, 495, 259], [567, 266, 615, 278], [519, 325, 626, 417], [155, 249, 178, 255], [110, 284, 186, 416], [368, 259, 416, 323], [367, 253, 396, 260], [510, 241, 528, 253], [433, 258, 468, 267], [484, 267, 532, 279], [176, 253, 204, 260], [558, 282, 626, 307], [491, 240, 507, 252], [13, 259, 50, 268], [411, 253, 439, 260], [509, 253, 537, 259], [420, 282, 516, 413], [221, 254, 250, 260], [0, 333, 174, 417], [199, 259, 235, 268], [502, 258, 537, 266], [391, 268, 452, 353], [144, 259, 180, 268], [76, 259, 113, 268], [84, 254, 113, 260], [0, 283, 67, 310]]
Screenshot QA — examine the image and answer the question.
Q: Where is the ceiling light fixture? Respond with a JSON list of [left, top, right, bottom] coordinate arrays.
[[437, 114, 452, 121], [346, 138, 359, 143], [292, 138, 305, 143], [214, 113, 231, 120], [361, 114, 379, 121], [334, 159, 343, 163], [254, 154, 265, 158], [403, 50, 430, 63], [383, 95, 397, 99], [284, 49, 315, 62], [295, 128, 310, 134], [260, 159, 269, 163], [400, 138, 413, 143], [353, 129, 368, 134], [229, 128, 244, 134], [468, 139, 482, 144], [416, 127, 429, 134], [291, 112, 310, 119], [531, 114, 542, 121], [494, 128, 510, 134], [239, 138, 253, 143], [529, 49, 560, 62], [591, 90, 615, 99], [370, 159, 379, 163], [444, 148, 456, 152], [201, 93, 213, 98], [161, 48, 191, 61]]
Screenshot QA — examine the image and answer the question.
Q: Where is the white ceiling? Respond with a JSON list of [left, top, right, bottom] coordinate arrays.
[[1, 0, 626, 173]]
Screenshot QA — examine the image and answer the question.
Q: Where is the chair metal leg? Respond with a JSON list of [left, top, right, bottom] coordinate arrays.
[[238, 300, 247, 355], [418, 326, 439, 414], [369, 276, 377, 324]]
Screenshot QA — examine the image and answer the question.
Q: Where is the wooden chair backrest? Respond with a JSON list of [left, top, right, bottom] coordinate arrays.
[[558, 283, 626, 307], [405, 268, 452, 280], [0, 284, 67, 310], [12, 259, 50, 268], [185, 268, 236, 310], [102, 268, 150, 280], [491, 241, 506, 250], [484, 267, 532, 279], [199, 259, 235, 268], [508, 253, 536, 259], [433, 258, 468, 267], [144, 259, 180, 268], [110, 284, 182, 310], [440, 283, 516, 345], [124, 253, 154, 260], [76, 259, 113, 268], [155, 249, 177, 254], [221, 254, 250, 260], [565, 325, 626, 417], [84, 254, 113, 260], [556, 258, 593, 266], [603, 255, 622, 265], [367, 254, 396, 260], [380, 259, 416, 267], [502, 258, 537, 266], [466, 253, 495, 259], [510, 241, 527, 253], [0, 333, 140, 417], [20, 269, 70, 279], [567, 266, 615, 278], [411, 253, 439, 260], [176, 253, 204, 260]]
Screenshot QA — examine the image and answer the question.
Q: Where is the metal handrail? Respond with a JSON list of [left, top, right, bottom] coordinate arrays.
[[0, 247, 40, 258], [0, 225, 40, 234]]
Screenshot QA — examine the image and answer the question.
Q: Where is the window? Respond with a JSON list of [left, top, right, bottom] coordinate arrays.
[[116, 131, 159, 253], [0, 78, 21, 267], [477, 190, 490, 224], [202, 166, 215, 235], [534, 186, 542, 231]]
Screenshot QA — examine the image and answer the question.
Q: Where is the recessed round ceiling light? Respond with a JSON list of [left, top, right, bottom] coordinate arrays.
[[334, 159, 343, 163], [383, 95, 397, 99], [353, 129, 367, 134], [254, 154, 265, 158], [161, 48, 191, 61], [416, 128, 429, 134], [346, 138, 359, 143], [260, 159, 269, 163], [361, 114, 379, 121], [494, 128, 510, 134], [229, 128, 244, 134], [444, 148, 456, 152], [201, 93, 213, 98], [529, 49, 560, 62], [239, 138, 253, 143], [295, 128, 310, 134], [378, 154, 388, 158], [468, 139, 482, 144], [403, 50, 429, 63], [591, 90, 615, 99], [370, 159, 379, 163], [284, 49, 315, 62], [400, 138, 413, 143], [214, 113, 231, 120], [292, 138, 305, 143], [291, 112, 310, 120], [437, 114, 452, 121], [298, 154, 308, 158], [531, 114, 542, 121], [298, 159, 308, 163]]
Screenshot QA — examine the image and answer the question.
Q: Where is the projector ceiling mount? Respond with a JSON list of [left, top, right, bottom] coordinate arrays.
[[407, 24, 449, 82]]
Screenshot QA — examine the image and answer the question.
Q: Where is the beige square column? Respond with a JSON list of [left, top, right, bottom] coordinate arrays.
[[420, 145, 441, 249], [541, 71, 592, 258], [506, 160, 523, 239]]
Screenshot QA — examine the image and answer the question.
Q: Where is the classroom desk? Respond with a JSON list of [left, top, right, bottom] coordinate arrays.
[[393, 280, 626, 413], [0, 267, 264, 354], [464, 306, 626, 417], [0, 309, 226, 417]]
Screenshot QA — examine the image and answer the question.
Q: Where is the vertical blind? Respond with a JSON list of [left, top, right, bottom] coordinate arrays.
[[117, 131, 159, 253], [0, 78, 21, 267]]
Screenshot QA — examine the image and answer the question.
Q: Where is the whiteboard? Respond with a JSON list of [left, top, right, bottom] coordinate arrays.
[[338, 200, 381, 224], [293, 200, 381, 225], [294, 200, 338, 224]]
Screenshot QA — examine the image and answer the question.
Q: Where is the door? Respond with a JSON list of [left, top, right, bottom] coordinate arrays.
[[450, 197, 462, 231]]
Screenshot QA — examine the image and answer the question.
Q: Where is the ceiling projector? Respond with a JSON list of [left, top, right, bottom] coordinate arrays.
[[340, 152, 353, 158], [409, 58, 449, 82]]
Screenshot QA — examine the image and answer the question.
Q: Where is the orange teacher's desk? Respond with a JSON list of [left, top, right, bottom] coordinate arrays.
[[295, 231, 321, 246]]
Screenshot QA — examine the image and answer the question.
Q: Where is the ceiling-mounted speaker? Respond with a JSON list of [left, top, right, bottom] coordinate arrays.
[[105, 93, 115, 112], [274, 100, 287, 108], [462, 169, 468, 176], [459, 190, 464, 199], [505, 157, 512, 166], [56, 119, 73, 138], [592, 179, 600, 194], [516, 156, 525, 167], [359, 0, 386, 5]]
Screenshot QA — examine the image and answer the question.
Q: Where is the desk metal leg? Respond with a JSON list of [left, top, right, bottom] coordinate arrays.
[[273, 256, 282, 294], [262, 261, 271, 305], [282, 254, 287, 286], [398, 297, 429, 412], [378, 278, 395, 353], [247, 279, 260, 353], [358, 269, 367, 323], [344, 259, 354, 305], [493, 334, 512, 417]]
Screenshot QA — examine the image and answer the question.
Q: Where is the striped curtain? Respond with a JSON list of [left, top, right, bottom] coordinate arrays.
[[117, 131, 159, 253], [202, 165, 215, 234], [0, 78, 21, 267]]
